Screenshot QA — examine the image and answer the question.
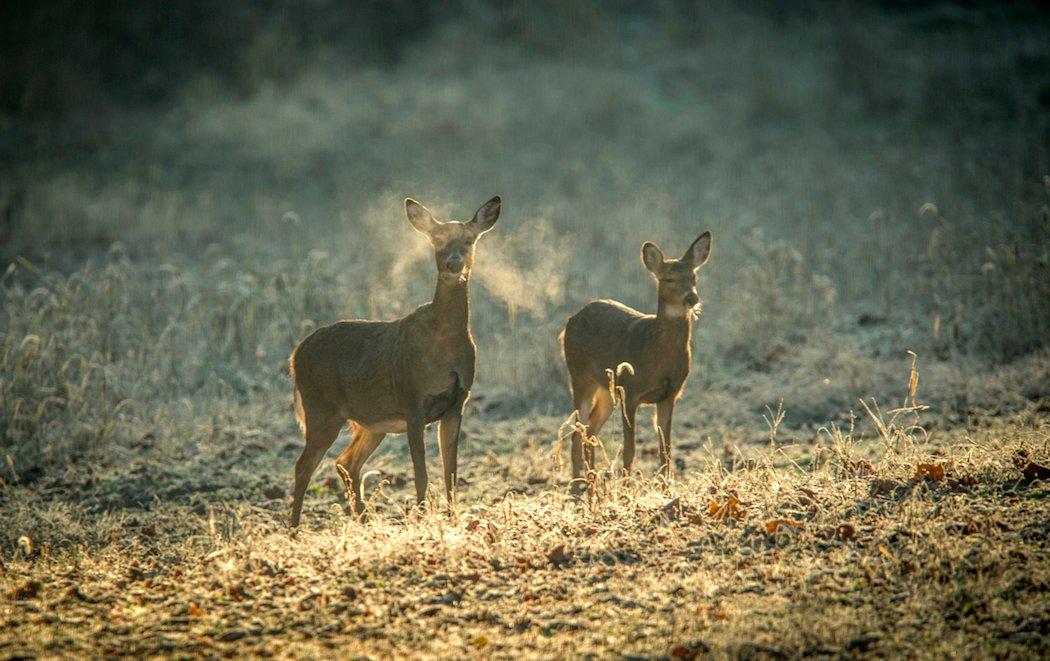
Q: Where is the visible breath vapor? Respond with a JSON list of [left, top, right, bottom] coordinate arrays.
[[474, 219, 566, 318]]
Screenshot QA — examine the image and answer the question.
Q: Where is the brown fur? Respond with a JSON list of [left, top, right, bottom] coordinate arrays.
[[288, 196, 501, 526], [561, 232, 712, 490]]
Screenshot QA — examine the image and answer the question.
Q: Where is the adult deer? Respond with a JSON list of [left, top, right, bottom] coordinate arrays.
[[288, 196, 501, 526], [561, 232, 712, 491]]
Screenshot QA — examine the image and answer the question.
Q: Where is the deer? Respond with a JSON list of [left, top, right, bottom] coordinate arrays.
[[560, 231, 712, 492], [287, 195, 501, 526]]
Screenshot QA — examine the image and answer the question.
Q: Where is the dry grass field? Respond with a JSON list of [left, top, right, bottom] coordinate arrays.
[[2, 1, 1049, 658]]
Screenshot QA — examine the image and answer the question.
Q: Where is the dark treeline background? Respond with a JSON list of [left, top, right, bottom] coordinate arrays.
[[4, 1, 1047, 119]]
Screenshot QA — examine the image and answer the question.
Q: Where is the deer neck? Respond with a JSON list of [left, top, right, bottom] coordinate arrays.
[[655, 302, 693, 348], [432, 276, 471, 336]]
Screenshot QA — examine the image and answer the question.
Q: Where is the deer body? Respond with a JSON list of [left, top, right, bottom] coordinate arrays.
[[561, 232, 712, 490], [288, 196, 500, 526]]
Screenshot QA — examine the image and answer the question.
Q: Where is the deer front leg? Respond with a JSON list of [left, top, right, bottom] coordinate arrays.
[[438, 406, 463, 507], [406, 414, 428, 508], [655, 399, 675, 478]]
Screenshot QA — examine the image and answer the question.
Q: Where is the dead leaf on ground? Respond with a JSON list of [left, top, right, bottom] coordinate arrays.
[[949, 474, 978, 490], [696, 604, 728, 620], [708, 498, 748, 521], [817, 522, 856, 541], [1011, 449, 1050, 483], [188, 603, 205, 618], [764, 518, 802, 534], [669, 641, 710, 659], [1021, 462, 1050, 484], [7, 580, 40, 600], [546, 544, 573, 567], [914, 463, 945, 482]]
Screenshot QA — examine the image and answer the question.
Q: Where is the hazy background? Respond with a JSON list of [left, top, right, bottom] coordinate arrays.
[[2, 0, 1048, 478]]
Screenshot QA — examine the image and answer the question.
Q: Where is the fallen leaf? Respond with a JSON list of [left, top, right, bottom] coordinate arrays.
[[1021, 461, 1050, 484], [870, 478, 899, 497], [188, 604, 205, 618], [708, 498, 747, 521], [7, 580, 40, 600], [546, 544, 573, 567], [696, 604, 728, 620], [836, 523, 856, 541], [764, 518, 802, 534], [669, 641, 710, 659], [914, 463, 945, 482], [949, 474, 978, 490], [227, 583, 250, 600]]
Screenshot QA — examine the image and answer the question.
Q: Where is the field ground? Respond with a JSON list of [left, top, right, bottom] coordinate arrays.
[[3, 363, 1049, 657]]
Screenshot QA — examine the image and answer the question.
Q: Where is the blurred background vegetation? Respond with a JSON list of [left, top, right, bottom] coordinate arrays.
[[1, 0, 1048, 479]]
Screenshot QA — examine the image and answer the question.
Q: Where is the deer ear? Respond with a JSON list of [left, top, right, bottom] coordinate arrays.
[[641, 242, 664, 273], [684, 231, 712, 269], [469, 196, 501, 234], [405, 198, 436, 234]]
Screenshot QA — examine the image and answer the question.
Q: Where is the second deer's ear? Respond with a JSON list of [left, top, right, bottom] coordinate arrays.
[[405, 198, 437, 234], [469, 196, 501, 234], [684, 231, 712, 269], [641, 242, 665, 273]]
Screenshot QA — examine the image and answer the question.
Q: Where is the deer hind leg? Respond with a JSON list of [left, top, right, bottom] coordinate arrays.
[[438, 405, 464, 508], [290, 406, 343, 527], [586, 387, 615, 471], [569, 378, 598, 493], [335, 423, 385, 517]]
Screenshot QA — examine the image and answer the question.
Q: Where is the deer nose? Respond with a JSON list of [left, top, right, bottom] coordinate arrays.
[[683, 291, 699, 307], [446, 257, 464, 273]]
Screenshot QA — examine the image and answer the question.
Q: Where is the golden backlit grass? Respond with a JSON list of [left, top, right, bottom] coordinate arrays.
[[2, 398, 1047, 657]]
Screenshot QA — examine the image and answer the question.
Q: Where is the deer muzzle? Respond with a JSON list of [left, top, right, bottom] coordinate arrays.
[[445, 257, 465, 274]]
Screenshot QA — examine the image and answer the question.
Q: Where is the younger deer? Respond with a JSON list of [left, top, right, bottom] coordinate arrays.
[[287, 196, 501, 526], [561, 231, 712, 490]]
